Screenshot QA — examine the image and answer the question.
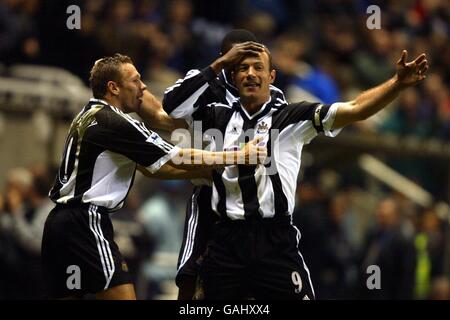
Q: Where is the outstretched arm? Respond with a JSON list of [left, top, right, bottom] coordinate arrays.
[[137, 90, 188, 131], [332, 50, 429, 129], [170, 137, 267, 170], [137, 164, 211, 180]]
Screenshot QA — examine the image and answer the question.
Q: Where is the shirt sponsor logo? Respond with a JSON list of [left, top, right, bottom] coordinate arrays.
[[227, 126, 240, 135], [147, 132, 163, 145]]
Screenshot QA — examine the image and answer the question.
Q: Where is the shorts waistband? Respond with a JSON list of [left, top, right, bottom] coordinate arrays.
[[218, 214, 291, 226], [55, 202, 110, 214]]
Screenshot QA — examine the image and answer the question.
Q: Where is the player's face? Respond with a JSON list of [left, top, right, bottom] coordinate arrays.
[[117, 63, 147, 113], [233, 52, 275, 104]]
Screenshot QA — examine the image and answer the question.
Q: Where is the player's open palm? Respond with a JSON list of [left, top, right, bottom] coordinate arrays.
[[396, 50, 429, 87]]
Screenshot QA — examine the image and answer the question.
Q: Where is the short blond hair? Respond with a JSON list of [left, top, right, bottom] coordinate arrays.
[[89, 54, 133, 99]]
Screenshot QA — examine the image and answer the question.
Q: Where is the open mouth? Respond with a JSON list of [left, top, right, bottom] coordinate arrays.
[[244, 83, 260, 89]]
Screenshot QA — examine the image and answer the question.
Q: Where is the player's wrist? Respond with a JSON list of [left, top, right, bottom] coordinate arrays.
[[210, 58, 224, 74], [392, 74, 407, 91]]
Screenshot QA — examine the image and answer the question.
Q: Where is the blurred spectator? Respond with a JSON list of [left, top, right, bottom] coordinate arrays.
[[272, 32, 340, 104], [112, 188, 156, 300], [380, 88, 432, 137], [313, 193, 357, 299], [0, 0, 41, 65], [352, 29, 395, 88], [0, 165, 54, 299], [161, 0, 201, 73], [414, 207, 445, 299], [247, 0, 287, 30], [357, 197, 416, 299], [96, 0, 149, 71], [137, 181, 186, 299], [292, 179, 328, 292], [239, 11, 277, 46]]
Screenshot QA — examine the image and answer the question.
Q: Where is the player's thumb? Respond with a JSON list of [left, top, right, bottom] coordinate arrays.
[[250, 136, 262, 145], [398, 50, 407, 66]]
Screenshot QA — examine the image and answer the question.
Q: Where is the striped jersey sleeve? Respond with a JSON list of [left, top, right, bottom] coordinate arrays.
[[162, 67, 219, 119], [274, 101, 342, 144], [93, 107, 180, 173]]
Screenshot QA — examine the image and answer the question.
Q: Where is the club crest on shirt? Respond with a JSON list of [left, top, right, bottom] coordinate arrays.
[[256, 121, 269, 134]]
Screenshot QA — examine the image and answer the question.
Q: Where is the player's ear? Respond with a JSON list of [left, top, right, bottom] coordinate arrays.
[[269, 69, 276, 84], [107, 81, 120, 96], [231, 70, 236, 85]]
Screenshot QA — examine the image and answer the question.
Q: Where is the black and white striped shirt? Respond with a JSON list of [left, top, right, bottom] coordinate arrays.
[[163, 66, 286, 185], [49, 98, 179, 212], [164, 67, 287, 123], [163, 67, 342, 220], [206, 98, 342, 220]]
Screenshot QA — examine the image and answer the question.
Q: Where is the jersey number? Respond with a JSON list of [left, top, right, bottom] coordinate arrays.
[[291, 271, 303, 294], [59, 131, 78, 184]]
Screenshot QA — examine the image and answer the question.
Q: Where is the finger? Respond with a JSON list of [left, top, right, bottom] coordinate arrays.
[[398, 50, 407, 65], [418, 59, 428, 66], [240, 44, 265, 53], [418, 60, 428, 69], [238, 42, 265, 51], [257, 140, 266, 146], [412, 53, 427, 64], [250, 136, 263, 145], [259, 151, 267, 160], [245, 41, 266, 49], [239, 49, 261, 56], [257, 151, 268, 162], [256, 146, 267, 152], [419, 65, 429, 76]]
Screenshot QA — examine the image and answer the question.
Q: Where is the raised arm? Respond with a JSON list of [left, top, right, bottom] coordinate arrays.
[[332, 50, 429, 129], [137, 90, 188, 131], [162, 42, 265, 118], [139, 43, 266, 130], [210, 41, 266, 74]]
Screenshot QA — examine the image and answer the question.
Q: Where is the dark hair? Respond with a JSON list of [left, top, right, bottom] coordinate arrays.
[[89, 53, 133, 99], [220, 29, 257, 55]]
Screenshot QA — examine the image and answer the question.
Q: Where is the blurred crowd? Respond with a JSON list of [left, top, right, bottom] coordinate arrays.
[[0, 0, 449, 300], [0, 0, 449, 138], [0, 163, 449, 300], [294, 167, 449, 300]]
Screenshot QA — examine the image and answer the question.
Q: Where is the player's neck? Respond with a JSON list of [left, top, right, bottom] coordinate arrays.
[[241, 95, 270, 115], [102, 95, 123, 111]]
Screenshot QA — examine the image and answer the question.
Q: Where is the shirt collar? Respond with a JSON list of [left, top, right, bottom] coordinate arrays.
[[89, 98, 110, 106], [233, 96, 274, 123]]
